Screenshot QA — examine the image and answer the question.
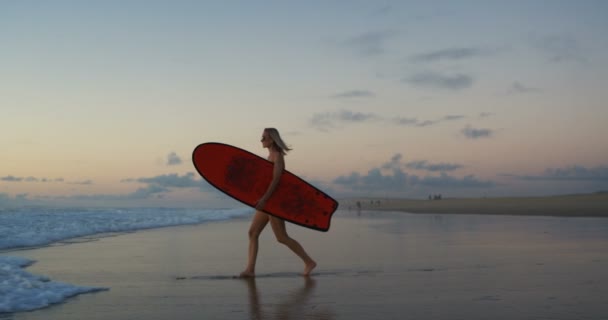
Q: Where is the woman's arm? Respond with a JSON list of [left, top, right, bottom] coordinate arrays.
[[256, 153, 284, 210]]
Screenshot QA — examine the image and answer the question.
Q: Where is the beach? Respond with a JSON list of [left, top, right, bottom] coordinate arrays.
[[5, 208, 608, 320], [344, 192, 608, 217]]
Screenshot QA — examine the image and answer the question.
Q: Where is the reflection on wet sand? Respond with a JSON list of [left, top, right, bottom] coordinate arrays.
[[243, 277, 333, 320]]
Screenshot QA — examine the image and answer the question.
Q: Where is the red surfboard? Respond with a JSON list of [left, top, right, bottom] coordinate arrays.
[[192, 142, 338, 232]]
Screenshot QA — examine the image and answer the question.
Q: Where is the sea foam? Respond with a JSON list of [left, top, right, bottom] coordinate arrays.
[[0, 207, 251, 313]]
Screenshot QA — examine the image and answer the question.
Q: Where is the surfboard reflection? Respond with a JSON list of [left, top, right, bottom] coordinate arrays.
[[243, 277, 334, 320]]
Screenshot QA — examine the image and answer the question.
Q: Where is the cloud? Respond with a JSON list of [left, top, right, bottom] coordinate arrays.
[[443, 115, 465, 121], [341, 30, 397, 56], [69, 173, 217, 202], [334, 154, 492, 193], [310, 110, 381, 131], [136, 173, 198, 188], [128, 172, 212, 191], [309, 113, 333, 131], [479, 112, 494, 118], [381, 153, 463, 172], [311, 110, 467, 132], [511, 165, 608, 182], [0, 192, 34, 206], [334, 167, 492, 192], [334, 168, 408, 191], [508, 81, 541, 95], [392, 117, 435, 127], [381, 153, 404, 170], [531, 34, 587, 63], [1, 175, 22, 182], [416, 173, 494, 188], [330, 90, 376, 99], [410, 47, 487, 63], [1, 175, 64, 183], [129, 185, 170, 199], [404, 71, 473, 90], [406, 160, 463, 172], [391, 114, 465, 128], [64, 186, 169, 201], [461, 125, 493, 139], [391, 115, 464, 128], [166, 152, 183, 166], [338, 110, 378, 122], [68, 180, 93, 185]]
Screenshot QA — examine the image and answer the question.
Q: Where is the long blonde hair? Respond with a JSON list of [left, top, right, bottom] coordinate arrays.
[[265, 128, 292, 155]]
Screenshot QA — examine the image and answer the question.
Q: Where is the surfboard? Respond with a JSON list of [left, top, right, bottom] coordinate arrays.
[[192, 142, 338, 232]]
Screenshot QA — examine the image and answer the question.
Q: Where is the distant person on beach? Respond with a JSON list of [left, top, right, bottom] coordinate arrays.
[[240, 128, 317, 277]]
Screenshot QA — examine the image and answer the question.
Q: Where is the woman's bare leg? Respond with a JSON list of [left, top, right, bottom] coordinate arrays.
[[240, 211, 269, 278], [269, 216, 317, 276]]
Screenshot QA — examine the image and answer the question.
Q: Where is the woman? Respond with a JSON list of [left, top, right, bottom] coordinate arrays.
[[240, 128, 317, 277]]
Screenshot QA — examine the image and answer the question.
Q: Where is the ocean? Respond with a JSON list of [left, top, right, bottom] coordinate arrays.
[[3, 207, 608, 318], [0, 206, 251, 313]]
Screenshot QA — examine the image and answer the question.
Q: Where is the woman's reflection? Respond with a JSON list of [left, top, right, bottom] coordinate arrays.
[[243, 276, 333, 320]]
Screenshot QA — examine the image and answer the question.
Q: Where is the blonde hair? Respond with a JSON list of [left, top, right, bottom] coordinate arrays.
[[265, 128, 292, 155]]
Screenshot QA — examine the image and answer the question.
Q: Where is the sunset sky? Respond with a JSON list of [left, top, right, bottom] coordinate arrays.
[[2, 1, 607, 208]]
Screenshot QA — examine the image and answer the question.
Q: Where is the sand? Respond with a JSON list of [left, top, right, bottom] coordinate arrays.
[[343, 192, 608, 217], [9, 210, 608, 320]]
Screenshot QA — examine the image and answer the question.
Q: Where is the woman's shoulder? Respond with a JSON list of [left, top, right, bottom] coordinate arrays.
[[268, 149, 284, 163]]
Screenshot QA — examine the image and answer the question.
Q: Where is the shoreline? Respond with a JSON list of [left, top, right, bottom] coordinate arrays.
[[341, 192, 608, 218], [13, 208, 608, 319], [2, 195, 606, 317]]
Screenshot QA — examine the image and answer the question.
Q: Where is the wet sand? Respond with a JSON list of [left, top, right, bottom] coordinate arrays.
[[8, 210, 608, 319], [344, 192, 608, 217]]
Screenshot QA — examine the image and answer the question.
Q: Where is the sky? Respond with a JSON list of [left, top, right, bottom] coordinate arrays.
[[2, 1, 608, 208]]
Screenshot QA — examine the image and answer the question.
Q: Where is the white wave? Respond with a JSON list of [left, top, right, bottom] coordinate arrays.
[[0, 256, 106, 313], [0, 206, 251, 314], [0, 207, 251, 250]]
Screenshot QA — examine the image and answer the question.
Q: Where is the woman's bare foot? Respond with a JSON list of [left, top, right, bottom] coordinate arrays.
[[239, 269, 255, 278], [303, 261, 317, 276]]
